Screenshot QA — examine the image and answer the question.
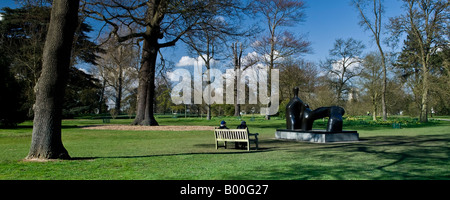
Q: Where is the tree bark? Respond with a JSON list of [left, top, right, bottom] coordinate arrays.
[[420, 58, 429, 122], [142, 42, 159, 126], [132, 32, 159, 126], [131, 40, 149, 125], [130, 1, 166, 126], [26, 0, 79, 160]]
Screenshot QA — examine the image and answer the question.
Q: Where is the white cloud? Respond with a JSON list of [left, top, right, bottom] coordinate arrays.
[[176, 56, 198, 67], [328, 57, 363, 80], [240, 51, 262, 68], [240, 50, 287, 69], [331, 57, 362, 73], [214, 16, 225, 22], [175, 55, 218, 67], [0, 14, 3, 21]]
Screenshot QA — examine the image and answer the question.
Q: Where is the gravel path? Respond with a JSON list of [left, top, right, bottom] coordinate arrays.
[[81, 125, 216, 131]]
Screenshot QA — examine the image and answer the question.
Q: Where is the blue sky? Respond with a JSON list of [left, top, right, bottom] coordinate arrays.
[[1, 0, 405, 68], [301, 0, 403, 62], [0, 1, 15, 8], [165, 0, 405, 68]]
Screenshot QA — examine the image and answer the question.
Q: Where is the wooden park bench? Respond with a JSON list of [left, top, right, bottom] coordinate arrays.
[[214, 128, 259, 151]]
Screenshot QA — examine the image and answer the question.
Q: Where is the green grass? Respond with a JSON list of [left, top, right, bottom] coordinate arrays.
[[0, 116, 449, 180]]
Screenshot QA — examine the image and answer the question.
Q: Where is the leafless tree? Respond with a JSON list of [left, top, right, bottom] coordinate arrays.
[[95, 35, 140, 116], [182, 18, 230, 120], [352, 0, 388, 121], [231, 42, 260, 116], [181, 9, 252, 119], [251, 0, 311, 119], [323, 38, 365, 103], [360, 52, 383, 121]]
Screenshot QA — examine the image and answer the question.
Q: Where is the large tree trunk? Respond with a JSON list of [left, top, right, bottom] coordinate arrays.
[[132, 36, 159, 126], [131, 41, 149, 125], [130, 1, 164, 126], [142, 44, 159, 126], [26, 0, 79, 160]]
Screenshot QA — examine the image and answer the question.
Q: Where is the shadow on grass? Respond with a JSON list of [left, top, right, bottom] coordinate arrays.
[[227, 134, 450, 180], [71, 144, 275, 161], [2, 125, 84, 130], [70, 150, 272, 161]]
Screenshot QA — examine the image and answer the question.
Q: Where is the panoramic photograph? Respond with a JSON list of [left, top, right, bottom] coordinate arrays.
[[0, 0, 448, 196]]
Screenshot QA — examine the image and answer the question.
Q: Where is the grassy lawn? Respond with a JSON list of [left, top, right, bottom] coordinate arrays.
[[0, 116, 449, 180]]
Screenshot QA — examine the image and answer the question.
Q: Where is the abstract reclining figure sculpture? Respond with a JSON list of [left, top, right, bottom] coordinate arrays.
[[286, 87, 345, 132]]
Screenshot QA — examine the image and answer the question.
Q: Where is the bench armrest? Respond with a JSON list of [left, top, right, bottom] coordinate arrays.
[[249, 133, 259, 140]]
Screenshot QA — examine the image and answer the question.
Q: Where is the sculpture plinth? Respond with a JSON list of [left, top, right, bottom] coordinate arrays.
[[275, 129, 359, 143], [276, 87, 359, 143]]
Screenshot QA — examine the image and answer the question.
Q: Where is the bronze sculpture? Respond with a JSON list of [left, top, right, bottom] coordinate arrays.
[[286, 87, 345, 132]]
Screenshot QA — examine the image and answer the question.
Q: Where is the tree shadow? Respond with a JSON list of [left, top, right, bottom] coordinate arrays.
[[2, 125, 82, 129], [65, 129, 449, 179], [226, 134, 450, 180], [71, 146, 275, 161]]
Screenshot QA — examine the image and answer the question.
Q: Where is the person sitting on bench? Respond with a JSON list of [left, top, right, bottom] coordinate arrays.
[[218, 120, 229, 129], [236, 121, 248, 149]]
